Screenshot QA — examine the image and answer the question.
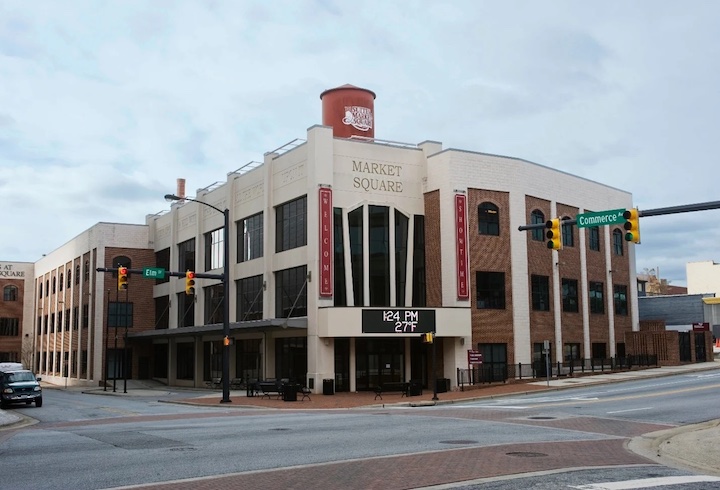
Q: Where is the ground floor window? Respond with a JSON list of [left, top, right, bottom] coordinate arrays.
[[153, 343, 168, 378], [275, 337, 306, 384], [477, 343, 508, 382], [236, 338, 262, 385], [355, 338, 404, 391], [203, 340, 223, 381], [176, 342, 194, 380], [592, 342, 607, 359]]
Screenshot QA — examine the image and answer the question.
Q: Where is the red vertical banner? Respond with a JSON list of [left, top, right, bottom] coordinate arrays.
[[319, 188, 333, 297], [455, 194, 469, 299]]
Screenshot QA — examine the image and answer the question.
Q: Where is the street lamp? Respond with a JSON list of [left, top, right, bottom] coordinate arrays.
[[165, 193, 231, 403]]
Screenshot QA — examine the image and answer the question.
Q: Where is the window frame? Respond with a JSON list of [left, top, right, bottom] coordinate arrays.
[[478, 202, 500, 236], [562, 278, 579, 313], [475, 271, 506, 310]]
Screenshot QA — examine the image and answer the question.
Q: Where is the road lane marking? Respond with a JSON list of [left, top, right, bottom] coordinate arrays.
[[570, 475, 720, 489], [606, 407, 652, 414]]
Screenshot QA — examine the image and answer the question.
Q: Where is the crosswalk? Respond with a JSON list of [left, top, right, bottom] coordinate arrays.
[[569, 475, 720, 489]]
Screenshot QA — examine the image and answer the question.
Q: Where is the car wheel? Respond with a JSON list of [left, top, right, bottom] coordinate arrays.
[[35, 397, 43, 408]]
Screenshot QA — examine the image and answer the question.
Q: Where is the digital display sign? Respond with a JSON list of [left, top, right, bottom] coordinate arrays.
[[361, 309, 436, 334]]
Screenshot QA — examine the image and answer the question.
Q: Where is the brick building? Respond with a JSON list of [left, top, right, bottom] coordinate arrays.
[[17, 85, 641, 391], [0, 261, 34, 366]]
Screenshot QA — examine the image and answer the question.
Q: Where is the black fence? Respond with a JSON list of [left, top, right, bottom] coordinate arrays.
[[457, 355, 659, 390]]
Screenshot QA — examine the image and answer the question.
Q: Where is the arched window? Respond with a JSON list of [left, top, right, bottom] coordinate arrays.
[[478, 202, 500, 236], [39, 282, 43, 298], [112, 256, 132, 278], [530, 210, 545, 241], [75, 265, 80, 284], [52, 277, 56, 294], [561, 217, 574, 247], [3, 285, 18, 301], [67, 269, 72, 288], [613, 229, 624, 256], [84, 260, 90, 281], [59, 273, 64, 291], [45, 280, 49, 295]]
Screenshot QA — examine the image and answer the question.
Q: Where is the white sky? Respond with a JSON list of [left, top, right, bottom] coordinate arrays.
[[2, 0, 719, 287]]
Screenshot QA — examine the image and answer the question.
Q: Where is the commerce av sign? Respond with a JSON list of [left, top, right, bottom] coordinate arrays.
[[576, 209, 626, 229]]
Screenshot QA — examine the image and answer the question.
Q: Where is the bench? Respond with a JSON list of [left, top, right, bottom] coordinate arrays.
[[300, 386, 311, 401], [374, 382, 409, 400], [257, 381, 283, 400], [205, 377, 222, 389], [230, 378, 244, 389]]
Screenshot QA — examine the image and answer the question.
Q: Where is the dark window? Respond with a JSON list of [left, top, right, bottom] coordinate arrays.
[[613, 229, 624, 256], [236, 338, 262, 384], [476, 271, 506, 309], [237, 212, 264, 262], [52, 277, 56, 294], [75, 265, 80, 284], [589, 226, 600, 251], [275, 336, 307, 384], [84, 261, 89, 281], [82, 304, 89, 329], [368, 205, 390, 307], [275, 195, 307, 252], [177, 292, 195, 328], [73, 306, 79, 330], [348, 207, 364, 306], [561, 217, 574, 247], [333, 208, 347, 307], [592, 343, 607, 359], [178, 239, 196, 273], [564, 343, 581, 361], [204, 227, 224, 271], [395, 210, 409, 307], [614, 285, 628, 315], [39, 282, 43, 298], [59, 273, 64, 291], [111, 256, 131, 277], [204, 283, 224, 324], [478, 202, 500, 236], [589, 281, 604, 314], [531, 275, 550, 311], [203, 340, 223, 381], [0, 318, 19, 336], [176, 342, 194, 380], [3, 286, 18, 301], [108, 302, 133, 328], [67, 269, 72, 288], [155, 248, 170, 284], [562, 278, 579, 313], [275, 265, 307, 318], [153, 344, 168, 378], [412, 215, 426, 307], [154, 296, 169, 329], [531, 210, 545, 241], [237, 275, 264, 321]]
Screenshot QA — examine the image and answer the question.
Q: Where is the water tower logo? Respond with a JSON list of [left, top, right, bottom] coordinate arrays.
[[342, 106, 373, 132]]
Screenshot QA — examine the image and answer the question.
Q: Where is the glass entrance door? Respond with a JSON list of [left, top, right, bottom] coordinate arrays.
[[355, 338, 404, 390]]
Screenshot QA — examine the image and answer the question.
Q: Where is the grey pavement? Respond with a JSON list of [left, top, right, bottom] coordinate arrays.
[[2, 359, 719, 478]]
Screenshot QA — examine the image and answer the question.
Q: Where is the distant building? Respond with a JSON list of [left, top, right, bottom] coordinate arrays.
[[0, 261, 34, 366], [687, 260, 720, 297]]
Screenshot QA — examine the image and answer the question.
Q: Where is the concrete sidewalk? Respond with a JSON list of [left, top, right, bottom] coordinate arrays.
[[3, 361, 719, 476]]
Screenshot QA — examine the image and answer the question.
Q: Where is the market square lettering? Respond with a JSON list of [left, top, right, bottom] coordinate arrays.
[[352, 160, 403, 193]]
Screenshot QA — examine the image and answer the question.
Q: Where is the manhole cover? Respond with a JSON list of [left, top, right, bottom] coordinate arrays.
[[439, 440, 478, 445], [506, 451, 548, 458], [528, 416, 556, 420]]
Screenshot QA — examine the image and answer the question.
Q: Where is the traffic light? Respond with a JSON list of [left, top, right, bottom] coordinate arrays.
[[545, 218, 563, 250], [420, 332, 434, 344], [185, 271, 196, 295], [117, 266, 128, 291], [623, 208, 641, 244]]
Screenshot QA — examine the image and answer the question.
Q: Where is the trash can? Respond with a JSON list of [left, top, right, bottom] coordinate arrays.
[[282, 384, 298, 402], [436, 378, 450, 393], [323, 378, 334, 395], [246, 381, 257, 397], [408, 379, 422, 396]]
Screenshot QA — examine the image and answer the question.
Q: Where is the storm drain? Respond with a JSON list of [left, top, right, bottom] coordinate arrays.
[[506, 451, 548, 458], [269, 428, 291, 431], [439, 440, 478, 445], [527, 416, 556, 420]]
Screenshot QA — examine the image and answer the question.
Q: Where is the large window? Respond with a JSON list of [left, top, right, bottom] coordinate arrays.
[[531, 275, 550, 311], [589, 281, 604, 314], [177, 292, 195, 328], [237, 212, 264, 262], [412, 215, 426, 307], [348, 207, 364, 307], [0, 318, 19, 336], [614, 285, 628, 315], [204, 283, 224, 324], [154, 296, 169, 329], [530, 210, 545, 241], [476, 271, 505, 309], [176, 342, 194, 380], [108, 302, 133, 328], [368, 205, 390, 306], [395, 210, 409, 307], [478, 202, 500, 236], [275, 195, 307, 252], [3, 285, 18, 301], [562, 278, 579, 313], [155, 248, 170, 284], [588, 226, 600, 251], [204, 228, 225, 271], [275, 265, 307, 318], [178, 239, 196, 273], [561, 217, 574, 247], [237, 275, 264, 321], [612, 229, 624, 256], [333, 208, 347, 307]]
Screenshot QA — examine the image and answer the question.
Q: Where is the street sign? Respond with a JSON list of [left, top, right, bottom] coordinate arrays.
[[142, 267, 166, 279], [467, 350, 483, 365], [576, 208, 626, 229]]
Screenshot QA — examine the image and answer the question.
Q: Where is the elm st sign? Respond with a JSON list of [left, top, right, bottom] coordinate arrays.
[[576, 208, 626, 229]]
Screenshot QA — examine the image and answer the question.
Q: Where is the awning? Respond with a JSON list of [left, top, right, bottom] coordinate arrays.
[[702, 297, 720, 304], [127, 317, 307, 340]]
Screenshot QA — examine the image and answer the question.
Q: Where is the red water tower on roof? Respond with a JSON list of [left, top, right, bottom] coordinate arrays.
[[320, 84, 376, 139]]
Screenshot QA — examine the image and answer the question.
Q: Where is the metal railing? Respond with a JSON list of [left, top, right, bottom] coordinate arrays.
[[457, 355, 659, 390]]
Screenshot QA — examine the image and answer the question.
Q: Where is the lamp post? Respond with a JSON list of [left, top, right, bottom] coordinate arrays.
[[165, 194, 231, 403]]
